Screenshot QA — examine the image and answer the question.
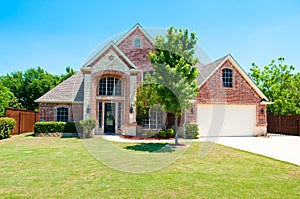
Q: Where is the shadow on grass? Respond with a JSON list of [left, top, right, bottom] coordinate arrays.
[[125, 143, 174, 153]]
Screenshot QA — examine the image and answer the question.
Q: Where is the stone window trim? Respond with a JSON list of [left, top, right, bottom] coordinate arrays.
[[56, 106, 69, 122], [133, 37, 141, 49], [222, 68, 233, 88]]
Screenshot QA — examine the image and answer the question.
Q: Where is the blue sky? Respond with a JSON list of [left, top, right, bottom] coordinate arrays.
[[0, 0, 299, 75]]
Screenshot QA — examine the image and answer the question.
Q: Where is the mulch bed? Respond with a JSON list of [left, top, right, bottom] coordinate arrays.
[[120, 135, 174, 140]]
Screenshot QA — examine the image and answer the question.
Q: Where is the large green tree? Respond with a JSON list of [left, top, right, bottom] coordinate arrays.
[[148, 27, 199, 145], [0, 66, 76, 111], [249, 57, 300, 115], [0, 85, 14, 115]]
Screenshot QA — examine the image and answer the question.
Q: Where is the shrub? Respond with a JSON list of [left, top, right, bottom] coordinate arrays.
[[166, 128, 174, 138], [146, 129, 155, 138], [34, 122, 77, 134], [0, 117, 16, 140], [79, 118, 97, 138], [185, 124, 199, 139], [158, 130, 167, 139]]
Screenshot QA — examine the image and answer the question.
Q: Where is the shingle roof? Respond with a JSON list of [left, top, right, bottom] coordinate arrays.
[[35, 71, 84, 103], [196, 55, 228, 86]]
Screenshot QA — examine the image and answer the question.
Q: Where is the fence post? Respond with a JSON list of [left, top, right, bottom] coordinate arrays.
[[18, 112, 21, 134]]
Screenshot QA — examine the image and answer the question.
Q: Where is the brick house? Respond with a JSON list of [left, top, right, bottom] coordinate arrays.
[[35, 24, 270, 137]]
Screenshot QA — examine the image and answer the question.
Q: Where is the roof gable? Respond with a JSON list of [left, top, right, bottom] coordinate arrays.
[[83, 41, 136, 69], [198, 54, 268, 101], [116, 23, 154, 46]]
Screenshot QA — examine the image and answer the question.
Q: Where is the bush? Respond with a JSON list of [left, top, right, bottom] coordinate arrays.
[[0, 117, 16, 140], [185, 124, 199, 139], [79, 118, 97, 138], [166, 128, 174, 138], [156, 128, 174, 139], [146, 129, 155, 138], [34, 122, 77, 134]]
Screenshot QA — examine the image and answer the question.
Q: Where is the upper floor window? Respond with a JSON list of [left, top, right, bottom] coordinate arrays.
[[134, 38, 141, 48], [99, 77, 122, 96], [57, 107, 68, 122], [222, 68, 233, 88]]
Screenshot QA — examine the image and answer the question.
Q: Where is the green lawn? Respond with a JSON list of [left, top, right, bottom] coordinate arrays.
[[0, 133, 299, 198]]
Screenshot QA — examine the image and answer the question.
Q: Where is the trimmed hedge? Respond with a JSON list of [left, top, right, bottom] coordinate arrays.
[[0, 117, 16, 140], [34, 122, 77, 134], [185, 124, 199, 139]]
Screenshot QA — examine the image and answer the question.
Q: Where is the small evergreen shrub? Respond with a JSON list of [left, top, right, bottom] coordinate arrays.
[[34, 122, 77, 134], [0, 117, 16, 140], [158, 130, 167, 139], [79, 118, 97, 138], [185, 124, 199, 139], [146, 129, 155, 138], [166, 128, 174, 138]]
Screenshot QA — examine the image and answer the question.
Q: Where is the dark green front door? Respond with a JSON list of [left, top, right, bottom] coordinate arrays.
[[104, 103, 116, 134]]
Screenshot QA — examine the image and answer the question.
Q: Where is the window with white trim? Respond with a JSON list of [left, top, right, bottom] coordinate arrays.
[[99, 77, 122, 96], [56, 107, 68, 122], [143, 106, 163, 130], [134, 38, 141, 48], [222, 68, 233, 88]]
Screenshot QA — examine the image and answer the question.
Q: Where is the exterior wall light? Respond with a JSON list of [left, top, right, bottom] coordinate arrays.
[[130, 104, 134, 113], [86, 105, 91, 114], [261, 108, 265, 114]]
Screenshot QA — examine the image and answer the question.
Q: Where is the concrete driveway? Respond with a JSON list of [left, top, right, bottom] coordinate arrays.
[[215, 136, 300, 166]]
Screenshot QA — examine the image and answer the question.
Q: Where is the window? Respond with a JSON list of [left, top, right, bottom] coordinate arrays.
[[143, 106, 163, 130], [134, 38, 141, 48], [99, 102, 103, 128], [56, 107, 68, 122], [117, 103, 122, 129], [99, 77, 122, 96], [222, 68, 233, 87]]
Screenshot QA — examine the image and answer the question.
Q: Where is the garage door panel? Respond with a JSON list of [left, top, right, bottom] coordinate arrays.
[[198, 105, 255, 137]]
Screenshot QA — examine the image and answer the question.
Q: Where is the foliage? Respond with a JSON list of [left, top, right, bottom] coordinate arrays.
[[0, 117, 16, 140], [156, 128, 174, 139], [79, 118, 97, 131], [134, 73, 159, 125], [0, 85, 14, 116], [34, 122, 77, 134], [147, 26, 200, 144], [185, 124, 199, 139], [249, 58, 300, 115], [146, 129, 156, 138], [0, 66, 76, 111]]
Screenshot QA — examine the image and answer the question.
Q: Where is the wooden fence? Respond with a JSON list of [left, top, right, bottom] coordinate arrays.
[[4, 108, 39, 135], [267, 115, 300, 136]]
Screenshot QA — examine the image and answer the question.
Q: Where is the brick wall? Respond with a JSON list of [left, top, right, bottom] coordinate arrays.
[[117, 27, 154, 70], [191, 60, 267, 129], [39, 103, 83, 122]]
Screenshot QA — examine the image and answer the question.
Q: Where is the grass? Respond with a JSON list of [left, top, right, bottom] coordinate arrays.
[[0, 133, 299, 198]]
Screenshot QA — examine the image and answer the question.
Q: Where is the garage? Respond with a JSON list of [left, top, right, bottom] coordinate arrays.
[[197, 104, 256, 137]]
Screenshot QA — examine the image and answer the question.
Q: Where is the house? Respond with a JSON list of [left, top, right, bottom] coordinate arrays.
[[35, 23, 270, 137]]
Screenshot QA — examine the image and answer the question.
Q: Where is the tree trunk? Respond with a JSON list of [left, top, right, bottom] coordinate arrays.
[[174, 115, 179, 145]]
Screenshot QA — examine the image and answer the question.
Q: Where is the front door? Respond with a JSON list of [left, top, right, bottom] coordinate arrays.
[[104, 103, 116, 134]]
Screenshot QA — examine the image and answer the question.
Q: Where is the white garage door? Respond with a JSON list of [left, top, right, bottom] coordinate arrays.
[[198, 104, 256, 137]]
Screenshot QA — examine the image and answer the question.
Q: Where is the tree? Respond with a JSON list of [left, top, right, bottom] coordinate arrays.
[[134, 73, 159, 125], [249, 57, 300, 115], [0, 66, 77, 111], [0, 85, 14, 115], [148, 27, 199, 145]]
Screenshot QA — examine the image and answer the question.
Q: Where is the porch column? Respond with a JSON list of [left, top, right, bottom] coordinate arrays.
[[81, 67, 92, 120]]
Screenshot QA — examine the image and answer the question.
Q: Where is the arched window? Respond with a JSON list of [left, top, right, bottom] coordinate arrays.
[[56, 107, 68, 122], [222, 68, 233, 88], [99, 77, 122, 96]]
